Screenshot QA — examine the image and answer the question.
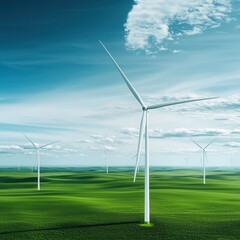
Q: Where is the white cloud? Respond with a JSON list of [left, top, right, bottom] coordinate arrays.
[[88, 144, 117, 152], [121, 127, 139, 137], [159, 46, 168, 51], [19, 143, 78, 155], [184, 26, 202, 35], [150, 128, 240, 138], [172, 49, 183, 54], [77, 134, 132, 151], [121, 127, 240, 138], [0, 145, 23, 150], [125, 0, 232, 53], [76, 134, 124, 153], [223, 142, 240, 148], [76, 139, 93, 143], [103, 145, 117, 151], [0, 145, 24, 153]]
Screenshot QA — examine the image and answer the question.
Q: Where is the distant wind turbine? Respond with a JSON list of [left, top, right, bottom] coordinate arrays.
[[24, 134, 59, 191], [190, 138, 216, 184], [99, 40, 218, 224]]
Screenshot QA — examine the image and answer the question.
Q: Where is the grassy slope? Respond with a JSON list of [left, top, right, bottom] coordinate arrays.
[[0, 168, 239, 240]]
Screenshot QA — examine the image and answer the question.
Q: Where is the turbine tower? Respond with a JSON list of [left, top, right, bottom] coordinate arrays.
[[99, 40, 218, 224], [24, 134, 59, 191], [190, 138, 216, 184]]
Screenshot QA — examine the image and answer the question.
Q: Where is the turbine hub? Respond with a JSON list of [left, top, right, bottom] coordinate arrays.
[[142, 106, 147, 111]]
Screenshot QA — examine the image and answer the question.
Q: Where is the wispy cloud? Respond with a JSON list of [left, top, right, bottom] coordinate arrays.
[[125, 0, 232, 53], [121, 127, 240, 138], [0, 145, 24, 154], [223, 142, 240, 148], [77, 134, 132, 154], [172, 50, 183, 54], [150, 128, 240, 138], [0, 142, 78, 157]]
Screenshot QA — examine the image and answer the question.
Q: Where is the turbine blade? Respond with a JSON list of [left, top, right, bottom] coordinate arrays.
[[99, 40, 145, 108], [39, 141, 60, 149], [204, 150, 208, 162], [133, 111, 146, 183], [147, 97, 218, 110], [189, 137, 203, 150], [204, 138, 217, 149], [23, 134, 38, 149]]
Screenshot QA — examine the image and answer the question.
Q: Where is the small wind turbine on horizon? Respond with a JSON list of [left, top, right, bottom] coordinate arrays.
[[23, 134, 59, 191], [99, 40, 218, 224], [190, 138, 216, 184]]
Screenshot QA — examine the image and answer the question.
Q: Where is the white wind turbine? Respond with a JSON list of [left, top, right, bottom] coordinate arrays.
[[24, 134, 59, 191], [99, 40, 218, 224], [190, 138, 216, 185]]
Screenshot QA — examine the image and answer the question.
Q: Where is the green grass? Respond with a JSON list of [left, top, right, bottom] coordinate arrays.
[[0, 167, 239, 239]]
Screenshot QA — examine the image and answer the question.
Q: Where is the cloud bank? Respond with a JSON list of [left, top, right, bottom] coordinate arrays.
[[125, 0, 232, 53]]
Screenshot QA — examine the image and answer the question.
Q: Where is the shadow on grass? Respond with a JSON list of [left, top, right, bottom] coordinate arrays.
[[0, 221, 140, 235]]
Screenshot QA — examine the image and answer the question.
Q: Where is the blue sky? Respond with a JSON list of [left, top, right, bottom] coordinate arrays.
[[0, 0, 240, 168]]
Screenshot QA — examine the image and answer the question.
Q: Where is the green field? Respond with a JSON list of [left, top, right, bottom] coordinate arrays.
[[0, 167, 239, 240]]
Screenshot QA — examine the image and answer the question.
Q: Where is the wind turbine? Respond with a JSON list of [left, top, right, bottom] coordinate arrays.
[[24, 134, 59, 191], [190, 138, 216, 185], [99, 40, 218, 224]]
